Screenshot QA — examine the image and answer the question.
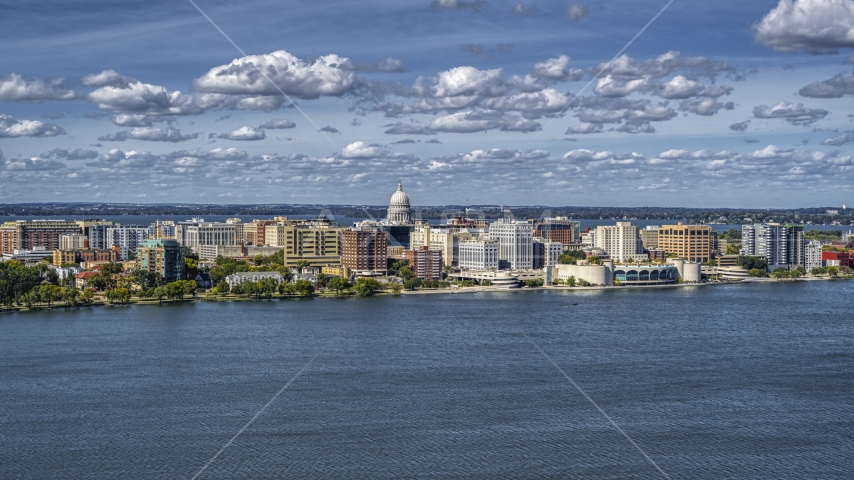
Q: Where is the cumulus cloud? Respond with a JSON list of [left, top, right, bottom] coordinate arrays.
[[679, 98, 735, 116], [481, 88, 573, 118], [211, 126, 267, 141], [110, 114, 171, 127], [2, 156, 66, 171], [821, 132, 854, 145], [80, 70, 134, 88], [0, 73, 77, 102], [566, 3, 589, 21], [798, 71, 854, 97], [433, 66, 504, 97], [192, 50, 359, 99], [754, 0, 854, 54], [39, 148, 99, 160], [730, 120, 751, 131], [0, 114, 65, 138], [88, 81, 231, 115], [259, 118, 296, 129], [99, 126, 199, 143], [383, 123, 437, 135], [566, 122, 603, 134], [338, 57, 408, 73], [530, 55, 582, 81], [657, 75, 706, 99], [431, 0, 488, 11], [753, 100, 829, 125], [429, 110, 541, 133], [594, 76, 654, 97], [591, 51, 739, 82], [614, 121, 655, 134], [341, 141, 389, 158], [320, 126, 340, 134]]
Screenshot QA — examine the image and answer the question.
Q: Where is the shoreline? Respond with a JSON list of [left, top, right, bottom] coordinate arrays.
[[3, 276, 849, 313]]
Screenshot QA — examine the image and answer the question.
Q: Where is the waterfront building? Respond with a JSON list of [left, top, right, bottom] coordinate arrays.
[[640, 226, 660, 249], [672, 258, 702, 282], [225, 271, 285, 288], [822, 250, 853, 269], [341, 228, 388, 273], [410, 225, 484, 267], [183, 223, 238, 253], [805, 240, 822, 271], [60, 234, 89, 250], [281, 219, 343, 268], [593, 222, 642, 263], [532, 217, 579, 245], [741, 223, 804, 270], [404, 246, 443, 280], [53, 247, 119, 266], [387, 180, 413, 225], [106, 226, 150, 260], [458, 239, 499, 271], [0, 220, 83, 254], [198, 244, 280, 261], [136, 239, 184, 283], [533, 238, 562, 269], [656, 223, 716, 262], [489, 218, 533, 270]]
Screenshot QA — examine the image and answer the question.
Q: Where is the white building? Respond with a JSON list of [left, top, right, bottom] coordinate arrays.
[[593, 222, 642, 263], [60, 234, 88, 250], [182, 223, 238, 253], [805, 240, 822, 271], [88, 224, 111, 250], [458, 239, 499, 271], [225, 271, 285, 288], [488, 218, 533, 270], [387, 180, 413, 225], [106, 226, 150, 260]]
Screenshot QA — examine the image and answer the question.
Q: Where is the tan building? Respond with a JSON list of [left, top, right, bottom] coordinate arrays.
[[60, 234, 89, 250], [640, 226, 660, 249], [281, 220, 342, 268], [410, 225, 484, 267], [321, 265, 350, 277], [387, 246, 405, 259], [404, 246, 443, 280], [657, 223, 717, 262], [53, 247, 120, 266], [341, 228, 388, 272], [1, 220, 82, 254]]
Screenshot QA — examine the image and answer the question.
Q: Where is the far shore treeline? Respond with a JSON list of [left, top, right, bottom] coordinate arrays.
[[1, 203, 853, 226]]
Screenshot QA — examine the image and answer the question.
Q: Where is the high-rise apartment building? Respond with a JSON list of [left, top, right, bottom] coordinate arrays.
[[640, 226, 660, 249], [341, 228, 388, 272], [136, 239, 185, 283], [281, 220, 343, 268], [0, 220, 83, 254], [593, 222, 643, 263], [488, 218, 533, 270], [805, 240, 822, 271], [60, 234, 89, 250], [404, 246, 443, 280], [410, 225, 484, 267], [657, 223, 716, 262], [533, 238, 563, 269], [741, 223, 804, 270], [106, 226, 150, 260]]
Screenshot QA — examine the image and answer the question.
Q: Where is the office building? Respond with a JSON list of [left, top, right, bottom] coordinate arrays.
[[489, 218, 533, 270], [404, 246, 443, 280], [341, 228, 388, 272], [533, 238, 562, 269], [458, 239, 499, 271], [532, 217, 579, 245], [281, 219, 343, 268], [410, 225, 484, 267], [657, 223, 716, 262], [136, 239, 184, 283], [183, 223, 238, 253], [640, 226, 660, 249]]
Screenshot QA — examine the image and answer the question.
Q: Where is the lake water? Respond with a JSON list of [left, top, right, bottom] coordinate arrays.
[[1, 282, 852, 479]]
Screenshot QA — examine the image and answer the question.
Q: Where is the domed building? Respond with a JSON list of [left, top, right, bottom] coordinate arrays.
[[387, 180, 412, 225]]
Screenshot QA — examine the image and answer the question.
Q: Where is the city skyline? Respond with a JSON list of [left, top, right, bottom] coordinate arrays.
[[2, 1, 854, 207]]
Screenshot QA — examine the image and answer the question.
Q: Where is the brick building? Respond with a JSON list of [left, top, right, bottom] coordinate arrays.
[[404, 246, 443, 280], [342, 228, 388, 272]]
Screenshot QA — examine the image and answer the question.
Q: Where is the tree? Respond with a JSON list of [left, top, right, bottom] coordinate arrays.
[[481, 279, 492, 286], [398, 266, 416, 281], [738, 256, 767, 272], [60, 287, 79, 308], [316, 272, 327, 289], [100, 262, 122, 275], [80, 289, 94, 305], [748, 268, 765, 277], [327, 277, 347, 295], [811, 267, 827, 276], [258, 277, 278, 298], [294, 260, 310, 273], [789, 269, 803, 279], [725, 245, 741, 255], [827, 266, 839, 277], [773, 267, 789, 280], [294, 279, 315, 297], [389, 283, 403, 295], [278, 281, 297, 296], [38, 284, 61, 308], [566, 276, 576, 287], [389, 259, 410, 276], [587, 256, 602, 265], [213, 281, 230, 296], [152, 286, 167, 303], [353, 278, 381, 297], [558, 249, 586, 265]]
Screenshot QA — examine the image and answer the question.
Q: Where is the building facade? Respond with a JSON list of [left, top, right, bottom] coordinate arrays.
[[404, 246, 443, 280], [593, 222, 641, 263], [387, 181, 413, 225], [532, 217, 579, 245], [183, 223, 238, 253], [488, 218, 533, 270], [225, 271, 285, 288], [341, 228, 388, 272], [281, 221, 343, 268], [741, 223, 804, 270], [0, 220, 83, 254], [533, 238, 562, 269], [458, 239, 499, 271], [60, 234, 89, 250], [136, 239, 184, 283], [640, 226, 660, 249], [805, 240, 822, 271], [657, 223, 716, 262], [106, 226, 150, 260]]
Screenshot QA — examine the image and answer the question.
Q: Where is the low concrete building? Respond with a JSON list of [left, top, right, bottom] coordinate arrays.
[[555, 261, 614, 286], [555, 260, 685, 286], [672, 258, 702, 283], [225, 271, 285, 288]]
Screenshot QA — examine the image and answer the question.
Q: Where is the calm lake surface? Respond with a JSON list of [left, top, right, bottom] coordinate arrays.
[[1, 282, 852, 479]]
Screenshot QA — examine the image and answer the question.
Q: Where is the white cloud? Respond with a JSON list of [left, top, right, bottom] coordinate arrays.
[[565, 122, 603, 134], [259, 118, 296, 129], [729, 120, 751, 131], [341, 141, 388, 158], [213, 126, 267, 141], [429, 110, 541, 133], [432, 66, 504, 97], [512, 2, 535, 16], [99, 126, 199, 143], [754, 0, 854, 53], [192, 50, 358, 99], [679, 98, 735, 116], [566, 3, 589, 21], [531, 55, 582, 81], [110, 114, 168, 127], [0, 114, 65, 138], [0, 73, 77, 102], [383, 123, 437, 135], [594, 76, 652, 97], [821, 132, 854, 145], [657, 75, 706, 99], [80, 70, 134, 88], [431, 0, 488, 11], [799, 71, 854, 97], [481, 88, 572, 118], [752, 100, 829, 125]]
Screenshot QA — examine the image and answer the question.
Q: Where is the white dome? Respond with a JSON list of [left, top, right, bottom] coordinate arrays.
[[387, 180, 412, 224]]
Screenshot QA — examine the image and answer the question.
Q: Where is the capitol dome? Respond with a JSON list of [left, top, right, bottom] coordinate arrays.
[[387, 180, 412, 224]]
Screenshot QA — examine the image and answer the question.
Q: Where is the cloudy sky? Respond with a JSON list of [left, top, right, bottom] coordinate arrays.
[[1, 0, 854, 207]]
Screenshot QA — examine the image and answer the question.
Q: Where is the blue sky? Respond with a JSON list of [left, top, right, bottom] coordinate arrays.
[[1, 0, 853, 207]]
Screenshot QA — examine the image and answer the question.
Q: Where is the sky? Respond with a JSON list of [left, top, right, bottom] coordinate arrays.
[[1, 0, 854, 208]]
